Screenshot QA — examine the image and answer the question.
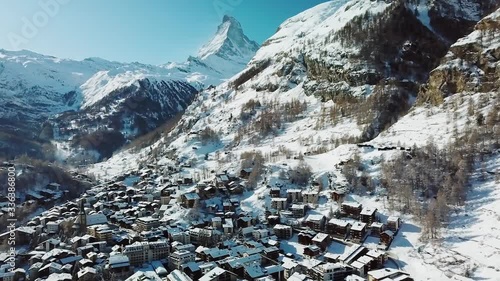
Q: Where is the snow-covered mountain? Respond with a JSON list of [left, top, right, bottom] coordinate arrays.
[[90, 2, 499, 279], [0, 15, 259, 161], [197, 15, 260, 74], [93, 0, 498, 180], [162, 15, 259, 87]]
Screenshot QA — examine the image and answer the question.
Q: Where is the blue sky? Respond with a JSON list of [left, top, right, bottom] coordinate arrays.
[[0, 0, 327, 64]]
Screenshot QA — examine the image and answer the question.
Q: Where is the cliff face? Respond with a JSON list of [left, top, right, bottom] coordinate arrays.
[[419, 8, 500, 104]]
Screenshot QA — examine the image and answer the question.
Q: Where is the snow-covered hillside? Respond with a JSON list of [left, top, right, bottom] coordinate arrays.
[[373, 7, 500, 148], [89, 2, 499, 280]]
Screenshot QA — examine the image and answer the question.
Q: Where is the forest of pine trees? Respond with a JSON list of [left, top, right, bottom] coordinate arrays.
[[379, 94, 500, 239]]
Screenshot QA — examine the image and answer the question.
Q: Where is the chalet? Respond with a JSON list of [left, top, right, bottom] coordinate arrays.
[[267, 215, 280, 226], [350, 222, 367, 242], [223, 254, 261, 277], [298, 230, 316, 245], [366, 249, 386, 269], [324, 252, 343, 265], [271, 198, 288, 211], [273, 224, 292, 239], [270, 187, 281, 198], [243, 263, 284, 281], [228, 182, 244, 194], [303, 245, 321, 258], [252, 229, 269, 241], [290, 204, 306, 218], [214, 174, 230, 187], [183, 262, 202, 280], [331, 189, 346, 203], [312, 233, 330, 251], [387, 216, 401, 233], [222, 219, 234, 234], [203, 248, 231, 262], [223, 202, 233, 212], [263, 246, 280, 265], [182, 193, 200, 208], [370, 222, 384, 237], [240, 168, 253, 179], [287, 189, 303, 203], [211, 217, 222, 229], [360, 207, 377, 225], [302, 190, 319, 205], [41, 238, 61, 251], [160, 187, 175, 205], [16, 227, 37, 244], [341, 202, 363, 218], [380, 230, 394, 247], [305, 214, 326, 231], [326, 219, 351, 238], [237, 217, 253, 228], [183, 176, 194, 185]]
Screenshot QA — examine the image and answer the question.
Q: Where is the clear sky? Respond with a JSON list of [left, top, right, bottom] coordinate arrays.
[[0, 0, 327, 64]]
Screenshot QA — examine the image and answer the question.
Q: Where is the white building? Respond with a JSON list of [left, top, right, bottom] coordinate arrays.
[[168, 250, 195, 270], [123, 240, 169, 266]]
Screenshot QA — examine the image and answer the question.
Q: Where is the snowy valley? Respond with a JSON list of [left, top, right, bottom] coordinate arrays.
[[1, 1, 499, 281]]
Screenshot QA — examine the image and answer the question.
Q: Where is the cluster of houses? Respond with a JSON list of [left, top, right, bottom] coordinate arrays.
[[0, 162, 412, 281]]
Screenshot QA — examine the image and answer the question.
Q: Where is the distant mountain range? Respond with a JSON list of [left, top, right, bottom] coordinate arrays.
[[0, 15, 259, 162]]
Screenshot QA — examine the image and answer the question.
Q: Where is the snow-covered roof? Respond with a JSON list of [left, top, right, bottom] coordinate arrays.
[[368, 268, 409, 279], [351, 222, 367, 231], [312, 233, 329, 242], [87, 213, 108, 226], [328, 218, 350, 227], [360, 207, 377, 216], [306, 214, 325, 222], [387, 216, 400, 222], [199, 266, 226, 281], [109, 254, 130, 268], [167, 269, 192, 281], [184, 193, 200, 200], [342, 201, 362, 208]]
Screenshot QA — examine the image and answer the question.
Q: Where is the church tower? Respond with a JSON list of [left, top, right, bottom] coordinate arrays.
[[73, 199, 87, 233]]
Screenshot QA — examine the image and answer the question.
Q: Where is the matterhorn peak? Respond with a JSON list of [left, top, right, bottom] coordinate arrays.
[[197, 15, 259, 64]]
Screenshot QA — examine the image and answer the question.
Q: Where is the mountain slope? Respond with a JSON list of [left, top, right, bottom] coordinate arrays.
[[90, 0, 471, 178], [372, 7, 500, 148], [0, 15, 259, 162], [89, 2, 499, 280]]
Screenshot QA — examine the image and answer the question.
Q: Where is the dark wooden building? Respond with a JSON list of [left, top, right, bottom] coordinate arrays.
[[387, 216, 401, 233], [360, 207, 377, 225], [341, 202, 363, 218], [380, 230, 394, 247], [326, 219, 351, 239], [298, 230, 316, 245], [350, 222, 367, 242]]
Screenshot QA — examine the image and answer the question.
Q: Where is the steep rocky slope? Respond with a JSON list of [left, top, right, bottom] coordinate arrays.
[[373, 7, 499, 147]]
